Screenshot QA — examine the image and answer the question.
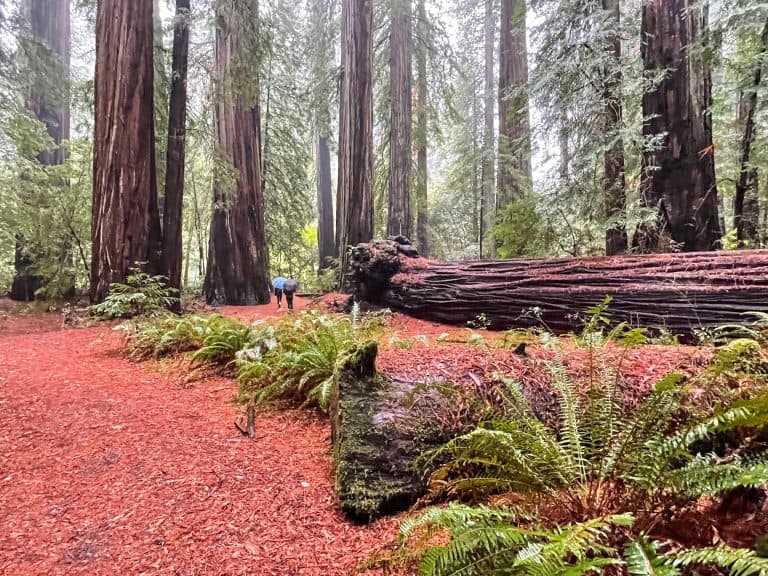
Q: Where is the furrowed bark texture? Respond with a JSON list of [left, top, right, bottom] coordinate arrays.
[[602, 0, 627, 256], [161, 0, 191, 295], [386, 0, 412, 239], [636, 0, 721, 252], [414, 0, 429, 257], [317, 135, 335, 269], [91, 0, 161, 303], [336, 0, 374, 274], [497, 0, 531, 207], [11, 0, 70, 301], [733, 19, 768, 247], [204, 0, 270, 306], [349, 239, 768, 335]]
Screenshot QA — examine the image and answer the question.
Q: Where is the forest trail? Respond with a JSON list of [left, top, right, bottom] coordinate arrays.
[[0, 302, 396, 576]]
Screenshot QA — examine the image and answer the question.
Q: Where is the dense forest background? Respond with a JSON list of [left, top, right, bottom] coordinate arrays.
[[0, 0, 766, 302]]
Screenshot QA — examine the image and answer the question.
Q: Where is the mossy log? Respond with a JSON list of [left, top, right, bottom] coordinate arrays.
[[348, 238, 768, 334], [330, 341, 451, 522]]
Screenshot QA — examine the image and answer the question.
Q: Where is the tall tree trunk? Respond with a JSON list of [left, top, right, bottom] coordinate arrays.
[[635, 0, 721, 253], [337, 0, 374, 276], [10, 0, 70, 301], [316, 135, 335, 268], [204, 0, 270, 305], [309, 0, 336, 271], [161, 0, 190, 298], [387, 0, 412, 238], [603, 0, 627, 255], [414, 0, 429, 256], [91, 0, 161, 303], [481, 0, 496, 258], [733, 19, 768, 248], [497, 0, 531, 207], [154, 0, 169, 202]]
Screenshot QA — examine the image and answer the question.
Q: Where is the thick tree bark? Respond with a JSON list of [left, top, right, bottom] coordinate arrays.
[[497, 0, 531, 207], [733, 19, 768, 248], [337, 0, 374, 274], [10, 0, 70, 301], [481, 0, 496, 258], [602, 0, 627, 256], [387, 0, 412, 239], [316, 136, 335, 269], [161, 0, 190, 297], [349, 239, 768, 335], [636, 0, 721, 253], [414, 0, 429, 257], [91, 0, 162, 303], [203, 0, 270, 306]]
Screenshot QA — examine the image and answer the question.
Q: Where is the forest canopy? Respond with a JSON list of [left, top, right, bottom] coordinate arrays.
[[0, 0, 766, 302]]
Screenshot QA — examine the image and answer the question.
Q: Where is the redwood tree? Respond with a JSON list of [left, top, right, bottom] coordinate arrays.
[[480, 0, 496, 257], [10, 0, 70, 301], [337, 0, 374, 267], [204, 0, 270, 305], [161, 0, 191, 295], [636, 0, 721, 252], [387, 0, 412, 238], [497, 0, 531, 207], [91, 0, 162, 303], [414, 0, 429, 256], [733, 19, 768, 247], [602, 0, 627, 255]]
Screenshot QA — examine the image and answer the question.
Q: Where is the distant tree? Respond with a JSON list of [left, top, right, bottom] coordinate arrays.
[[602, 0, 627, 255], [309, 0, 337, 270], [413, 0, 429, 255], [733, 19, 768, 247], [636, 0, 721, 252], [480, 0, 496, 258], [336, 0, 374, 271], [497, 0, 531, 208], [204, 0, 270, 305], [91, 0, 162, 303], [161, 0, 191, 298], [10, 0, 70, 301], [386, 0, 412, 238]]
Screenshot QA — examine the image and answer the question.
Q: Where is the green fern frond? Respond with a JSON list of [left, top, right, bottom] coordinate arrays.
[[665, 545, 768, 576], [624, 539, 679, 576]]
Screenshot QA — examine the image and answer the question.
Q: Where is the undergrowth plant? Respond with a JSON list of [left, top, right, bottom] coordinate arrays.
[[90, 266, 178, 319], [236, 312, 360, 411], [390, 334, 768, 576]]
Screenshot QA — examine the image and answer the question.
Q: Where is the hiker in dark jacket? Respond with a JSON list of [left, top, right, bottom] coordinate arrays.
[[283, 278, 298, 311]]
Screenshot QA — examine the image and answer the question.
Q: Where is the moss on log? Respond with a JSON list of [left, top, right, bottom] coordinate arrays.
[[330, 341, 451, 522]]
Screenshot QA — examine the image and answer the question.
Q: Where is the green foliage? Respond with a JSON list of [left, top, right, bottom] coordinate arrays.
[[89, 267, 178, 320], [120, 314, 207, 360], [494, 200, 550, 258], [574, 297, 649, 348], [423, 350, 768, 525], [191, 315, 259, 369], [236, 312, 359, 411]]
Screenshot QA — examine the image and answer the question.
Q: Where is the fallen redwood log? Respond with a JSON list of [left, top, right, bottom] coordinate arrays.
[[348, 238, 768, 334]]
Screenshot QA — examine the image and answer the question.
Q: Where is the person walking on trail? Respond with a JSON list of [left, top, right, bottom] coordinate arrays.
[[283, 278, 299, 311], [272, 276, 287, 308]]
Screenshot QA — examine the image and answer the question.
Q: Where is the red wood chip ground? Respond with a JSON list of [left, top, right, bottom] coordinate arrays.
[[0, 301, 399, 576]]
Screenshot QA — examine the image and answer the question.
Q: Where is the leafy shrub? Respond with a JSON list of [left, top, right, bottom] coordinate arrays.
[[90, 267, 178, 319], [191, 315, 258, 369], [121, 314, 224, 360], [236, 312, 358, 411], [394, 343, 768, 576]]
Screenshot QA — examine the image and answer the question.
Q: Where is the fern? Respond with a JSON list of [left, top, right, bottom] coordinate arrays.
[[665, 546, 768, 576], [90, 266, 178, 319]]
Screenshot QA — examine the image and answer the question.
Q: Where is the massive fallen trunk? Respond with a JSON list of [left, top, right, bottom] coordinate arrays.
[[348, 239, 768, 334]]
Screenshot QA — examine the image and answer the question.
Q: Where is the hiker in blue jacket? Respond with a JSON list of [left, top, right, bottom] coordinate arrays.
[[272, 276, 287, 308]]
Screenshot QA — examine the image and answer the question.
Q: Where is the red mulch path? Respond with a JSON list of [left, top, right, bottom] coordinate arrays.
[[0, 301, 398, 576]]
